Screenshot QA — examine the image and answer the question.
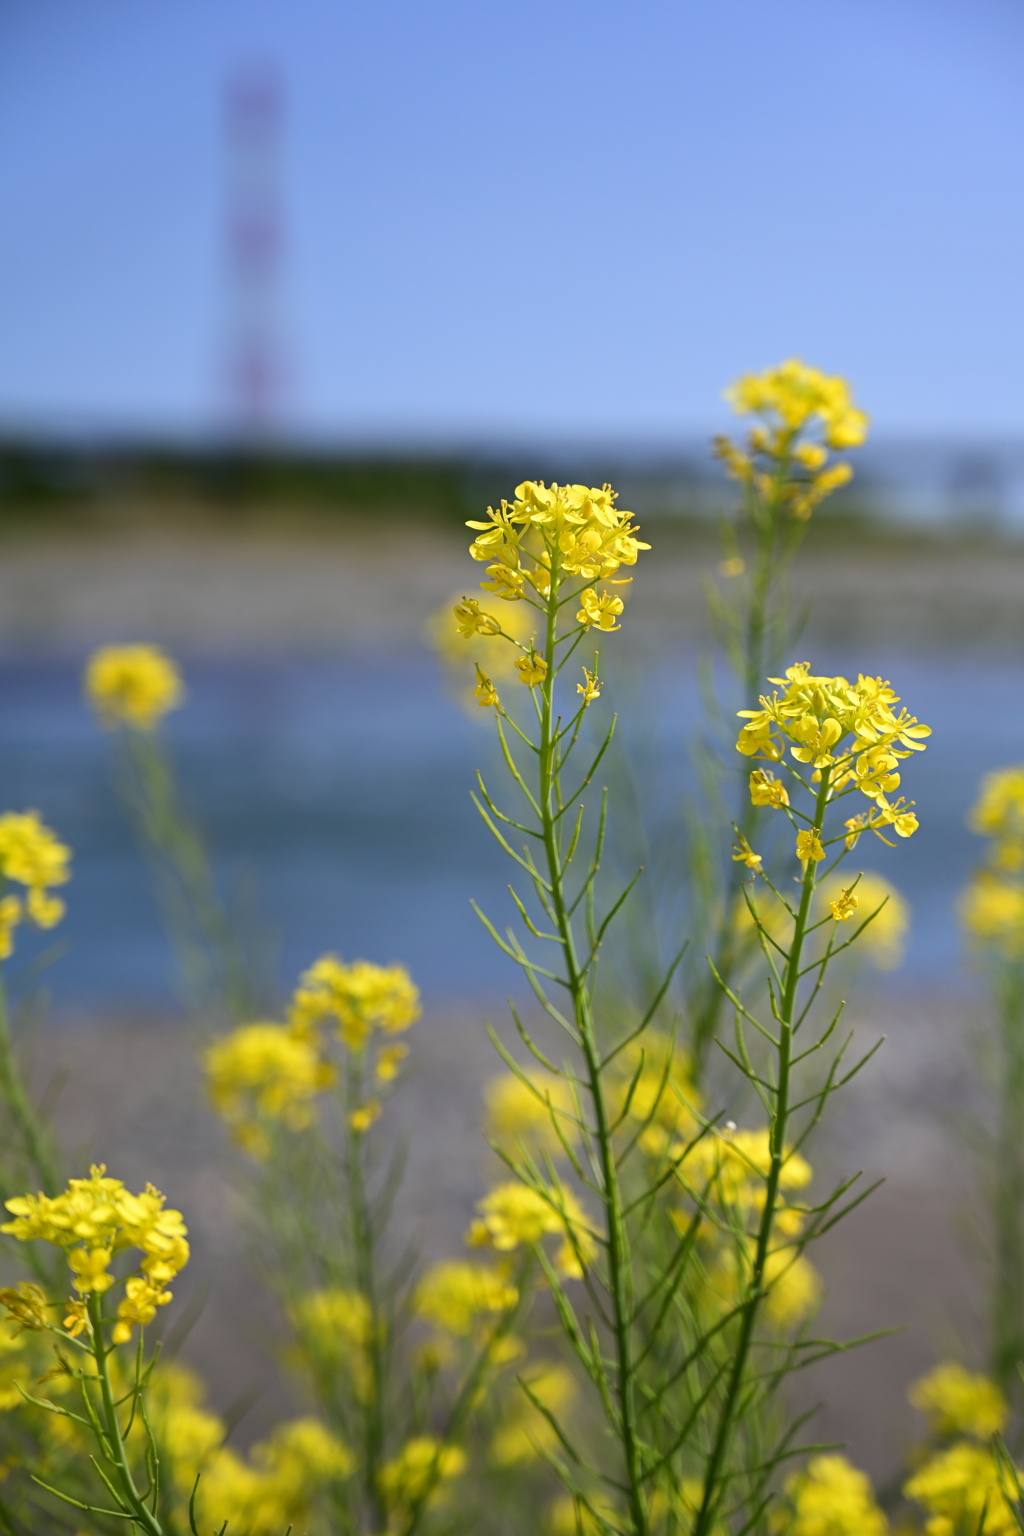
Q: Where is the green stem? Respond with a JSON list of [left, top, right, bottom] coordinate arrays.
[[0, 974, 60, 1197], [692, 768, 829, 1536], [538, 564, 649, 1536], [992, 965, 1024, 1408], [87, 1294, 164, 1535], [346, 1054, 388, 1534]]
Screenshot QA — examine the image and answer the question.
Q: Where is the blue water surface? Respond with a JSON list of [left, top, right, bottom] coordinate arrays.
[[0, 645, 1019, 1013]]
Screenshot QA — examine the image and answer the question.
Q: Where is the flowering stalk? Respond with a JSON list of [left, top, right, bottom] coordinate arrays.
[[962, 766, 1024, 1409], [686, 662, 928, 1529], [0, 1168, 193, 1535], [688, 362, 869, 1078], [85, 645, 265, 1028]]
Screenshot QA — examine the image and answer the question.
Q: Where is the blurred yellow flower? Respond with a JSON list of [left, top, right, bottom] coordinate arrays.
[[379, 1437, 465, 1512], [0, 811, 71, 942], [289, 954, 420, 1049], [85, 643, 183, 730], [961, 873, 1024, 961], [777, 1453, 888, 1536], [413, 1260, 517, 1336], [205, 1022, 335, 1156], [904, 1440, 1017, 1536], [909, 1362, 1007, 1441], [491, 1362, 577, 1467]]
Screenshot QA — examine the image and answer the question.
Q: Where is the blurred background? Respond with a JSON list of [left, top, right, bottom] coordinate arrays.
[[2, 0, 1023, 1486]]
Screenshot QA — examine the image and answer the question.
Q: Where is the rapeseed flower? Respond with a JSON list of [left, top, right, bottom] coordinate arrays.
[[961, 873, 1024, 961], [796, 830, 824, 863], [732, 831, 762, 870], [465, 481, 650, 637], [469, 1181, 596, 1278], [0, 810, 71, 937], [969, 765, 1024, 871], [289, 954, 420, 1048], [609, 1032, 701, 1158], [379, 1436, 465, 1513], [413, 1260, 517, 1335], [85, 644, 183, 730], [577, 666, 601, 704], [484, 1069, 578, 1157], [776, 1454, 888, 1536], [904, 1441, 1017, 1536], [909, 1362, 1007, 1441], [749, 769, 788, 808], [817, 872, 908, 970], [736, 663, 929, 838], [349, 1098, 381, 1134], [2, 1166, 188, 1339], [715, 360, 867, 522], [205, 1022, 335, 1157], [515, 651, 548, 687]]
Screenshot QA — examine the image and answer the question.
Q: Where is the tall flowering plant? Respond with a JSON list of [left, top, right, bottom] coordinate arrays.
[[453, 472, 929, 1531], [689, 361, 870, 1076]]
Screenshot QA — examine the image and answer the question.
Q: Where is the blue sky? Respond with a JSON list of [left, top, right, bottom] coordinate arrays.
[[1, 0, 1022, 443]]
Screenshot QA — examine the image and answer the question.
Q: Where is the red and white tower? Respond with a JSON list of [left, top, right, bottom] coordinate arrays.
[[223, 62, 286, 437]]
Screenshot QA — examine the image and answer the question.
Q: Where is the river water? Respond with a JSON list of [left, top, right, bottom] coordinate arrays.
[[0, 644, 1019, 1013]]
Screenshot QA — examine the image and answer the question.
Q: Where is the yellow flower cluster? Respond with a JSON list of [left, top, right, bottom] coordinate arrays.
[[205, 955, 420, 1155], [1, 1166, 188, 1345], [904, 1363, 1017, 1536], [714, 359, 868, 521], [378, 1436, 466, 1515], [738, 662, 929, 847], [468, 1181, 596, 1279], [484, 1070, 578, 1158], [0, 810, 72, 949], [289, 953, 421, 1049], [413, 1260, 518, 1336], [962, 767, 1024, 960], [909, 1361, 1007, 1441], [776, 1454, 889, 1536], [84, 644, 184, 730], [815, 872, 909, 970], [205, 1023, 336, 1158], [679, 1129, 820, 1328], [199, 1416, 353, 1536]]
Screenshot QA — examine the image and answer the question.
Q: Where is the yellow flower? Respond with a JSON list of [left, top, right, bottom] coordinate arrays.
[[732, 831, 762, 870], [379, 1437, 465, 1512], [205, 1022, 334, 1154], [112, 1276, 172, 1344], [3, 1167, 189, 1335], [290, 1288, 372, 1353], [749, 769, 789, 808], [969, 766, 1024, 857], [484, 1070, 578, 1157], [736, 664, 929, 831], [473, 667, 500, 708], [413, 1261, 517, 1335], [777, 1454, 888, 1536], [375, 1042, 409, 1082], [453, 597, 500, 638], [84, 644, 184, 730], [718, 555, 746, 577], [577, 667, 601, 704], [961, 873, 1024, 960], [609, 1032, 701, 1159], [349, 1099, 381, 1134], [470, 1181, 596, 1278], [515, 651, 548, 687], [829, 888, 858, 921], [289, 954, 420, 1048], [909, 1362, 1007, 1440], [576, 588, 624, 631], [796, 830, 824, 863], [63, 1299, 89, 1337], [482, 562, 526, 600], [817, 873, 908, 969], [904, 1440, 1017, 1535], [0, 812, 71, 944]]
